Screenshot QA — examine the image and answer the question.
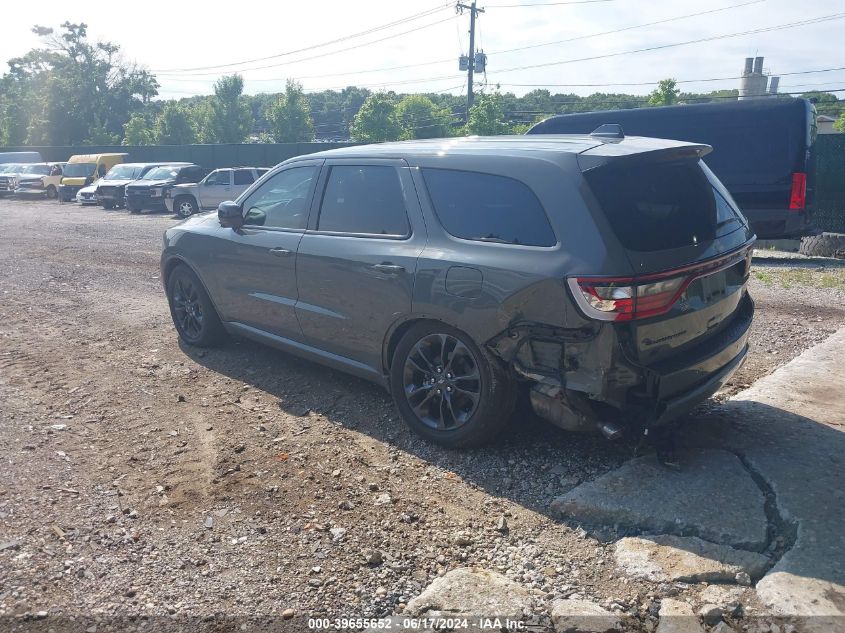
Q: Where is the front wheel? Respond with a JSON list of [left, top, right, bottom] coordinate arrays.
[[166, 265, 225, 347], [102, 201, 115, 210], [175, 196, 198, 218], [390, 322, 516, 448], [45, 185, 57, 199]]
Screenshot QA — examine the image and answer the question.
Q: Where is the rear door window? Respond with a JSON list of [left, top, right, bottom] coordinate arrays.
[[234, 169, 255, 185], [421, 169, 556, 246], [583, 159, 743, 252], [317, 165, 409, 236]]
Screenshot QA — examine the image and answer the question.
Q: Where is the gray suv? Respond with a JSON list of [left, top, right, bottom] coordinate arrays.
[[161, 134, 755, 448]]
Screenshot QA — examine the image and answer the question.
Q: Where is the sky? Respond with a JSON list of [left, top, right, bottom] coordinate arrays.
[[1, 0, 844, 100]]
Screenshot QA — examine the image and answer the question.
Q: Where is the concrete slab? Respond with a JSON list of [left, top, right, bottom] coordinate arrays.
[[614, 535, 770, 583], [550, 448, 767, 550], [684, 327, 845, 627]]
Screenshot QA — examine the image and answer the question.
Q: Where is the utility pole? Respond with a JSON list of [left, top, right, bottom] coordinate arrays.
[[457, 1, 484, 115]]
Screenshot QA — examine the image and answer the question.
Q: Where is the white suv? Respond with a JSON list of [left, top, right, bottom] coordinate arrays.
[[165, 167, 269, 218]]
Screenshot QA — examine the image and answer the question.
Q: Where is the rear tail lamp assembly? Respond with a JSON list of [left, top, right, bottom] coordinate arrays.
[[789, 172, 807, 210]]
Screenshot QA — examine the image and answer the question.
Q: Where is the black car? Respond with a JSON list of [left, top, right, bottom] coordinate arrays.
[[161, 134, 754, 448], [125, 164, 207, 213], [528, 98, 817, 239], [96, 163, 172, 209]]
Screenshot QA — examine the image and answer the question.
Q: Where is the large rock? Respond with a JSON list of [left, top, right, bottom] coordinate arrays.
[[656, 599, 704, 633], [549, 599, 620, 633], [614, 535, 770, 583], [405, 567, 531, 621], [550, 449, 767, 550]]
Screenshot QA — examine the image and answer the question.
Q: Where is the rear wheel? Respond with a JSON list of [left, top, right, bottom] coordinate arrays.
[[102, 201, 115, 210], [127, 202, 142, 214], [175, 196, 198, 218], [166, 265, 225, 347], [390, 322, 516, 448]]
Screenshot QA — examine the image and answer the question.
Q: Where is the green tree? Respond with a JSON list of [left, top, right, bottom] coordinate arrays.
[[268, 80, 314, 142], [834, 112, 845, 133], [648, 78, 680, 106], [122, 112, 154, 145], [2, 23, 157, 145], [395, 94, 453, 139], [206, 74, 253, 143], [466, 93, 509, 135], [154, 103, 197, 144], [349, 93, 401, 142]]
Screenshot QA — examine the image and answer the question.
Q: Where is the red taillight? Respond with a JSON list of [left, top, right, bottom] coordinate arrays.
[[568, 247, 752, 322], [570, 276, 688, 322], [789, 172, 807, 210]]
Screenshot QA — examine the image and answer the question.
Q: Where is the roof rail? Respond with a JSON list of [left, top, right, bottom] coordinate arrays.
[[590, 124, 624, 139]]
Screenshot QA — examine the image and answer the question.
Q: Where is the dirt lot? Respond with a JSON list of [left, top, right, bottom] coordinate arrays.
[[1, 199, 843, 630]]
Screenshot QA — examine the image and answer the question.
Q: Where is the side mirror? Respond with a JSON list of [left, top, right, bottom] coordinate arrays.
[[218, 201, 244, 229]]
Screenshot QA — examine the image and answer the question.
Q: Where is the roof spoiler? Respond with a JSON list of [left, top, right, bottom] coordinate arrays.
[[578, 140, 713, 172], [590, 123, 624, 139]]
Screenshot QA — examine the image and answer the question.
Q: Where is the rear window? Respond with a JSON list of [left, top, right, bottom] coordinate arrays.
[[422, 169, 555, 247], [583, 159, 743, 252]]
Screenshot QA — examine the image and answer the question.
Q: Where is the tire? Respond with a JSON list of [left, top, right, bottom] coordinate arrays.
[[389, 321, 516, 448], [166, 265, 225, 347], [175, 196, 198, 218], [45, 185, 57, 200], [127, 202, 142, 214], [102, 202, 115, 210], [798, 232, 845, 258]]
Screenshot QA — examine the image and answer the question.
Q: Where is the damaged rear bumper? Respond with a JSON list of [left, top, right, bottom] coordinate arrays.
[[489, 292, 754, 435]]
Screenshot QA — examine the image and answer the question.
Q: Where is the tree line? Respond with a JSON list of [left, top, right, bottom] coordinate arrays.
[[2, 23, 844, 147]]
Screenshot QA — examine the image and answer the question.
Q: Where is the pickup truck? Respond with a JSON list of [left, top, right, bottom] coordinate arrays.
[[125, 164, 206, 213], [164, 167, 268, 217], [15, 163, 67, 199]]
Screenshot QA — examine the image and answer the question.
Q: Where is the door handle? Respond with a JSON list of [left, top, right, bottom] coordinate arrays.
[[370, 263, 405, 274], [269, 247, 293, 257]]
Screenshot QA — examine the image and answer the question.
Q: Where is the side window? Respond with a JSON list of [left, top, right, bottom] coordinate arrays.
[[242, 166, 317, 230], [317, 165, 409, 236], [51, 165, 62, 176], [205, 170, 230, 186], [422, 169, 556, 247], [234, 169, 255, 185]]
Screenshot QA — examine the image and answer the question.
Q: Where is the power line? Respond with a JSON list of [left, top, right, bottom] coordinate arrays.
[[491, 13, 845, 75], [490, 0, 765, 56], [155, 0, 765, 86], [494, 65, 845, 89], [151, 3, 450, 73], [156, 15, 458, 78], [486, 0, 614, 6]]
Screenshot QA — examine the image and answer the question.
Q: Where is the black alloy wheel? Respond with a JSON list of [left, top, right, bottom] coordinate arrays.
[[166, 266, 224, 346], [390, 322, 516, 448], [402, 333, 481, 430]]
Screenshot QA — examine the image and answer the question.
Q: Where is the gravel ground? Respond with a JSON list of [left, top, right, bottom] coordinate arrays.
[[1, 199, 843, 630]]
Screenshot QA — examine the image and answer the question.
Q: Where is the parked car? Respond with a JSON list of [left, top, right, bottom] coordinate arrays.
[[96, 163, 171, 209], [15, 162, 66, 199], [161, 134, 755, 448], [59, 153, 127, 202], [76, 182, 99, 205], [527, 98, 817, 239], [125, 164, 207, 213], [165, 167, 270, 218], [0, 151, 42, 164]]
